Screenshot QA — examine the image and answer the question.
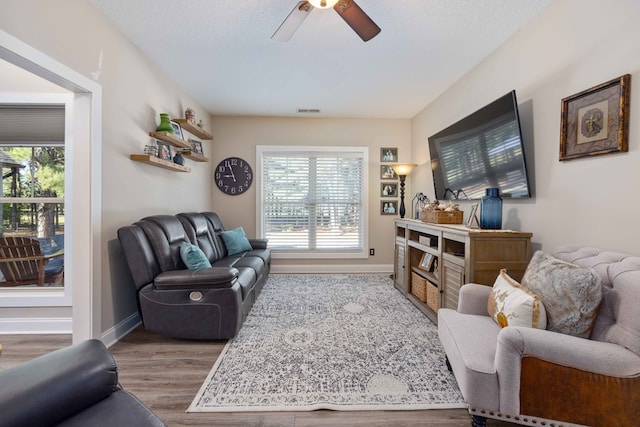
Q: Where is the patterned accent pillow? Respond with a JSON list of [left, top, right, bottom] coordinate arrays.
[[521, 251, 602, 338], [487, 269, 547, 329]]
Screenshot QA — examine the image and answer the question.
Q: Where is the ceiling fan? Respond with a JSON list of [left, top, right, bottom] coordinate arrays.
[[272, 0, 381, 42]]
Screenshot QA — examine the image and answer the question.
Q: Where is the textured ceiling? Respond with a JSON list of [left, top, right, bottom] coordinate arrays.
[[88, 0, 553, 119]]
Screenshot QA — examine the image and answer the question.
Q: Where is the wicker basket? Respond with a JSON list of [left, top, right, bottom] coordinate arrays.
[[426, 281, 439, 312], [411, 272, 428, 302], [421, 209, 463, 224]]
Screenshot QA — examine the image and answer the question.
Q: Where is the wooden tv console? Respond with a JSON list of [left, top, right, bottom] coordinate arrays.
[[394, 219, 532, 324]]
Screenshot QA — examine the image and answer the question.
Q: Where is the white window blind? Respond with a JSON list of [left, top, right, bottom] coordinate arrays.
[[258, 146, 367, 256]]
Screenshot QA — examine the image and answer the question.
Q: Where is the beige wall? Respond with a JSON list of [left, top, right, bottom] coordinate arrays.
[[4, 0, 639, 337], [411, 0, 640, 254], [0, 0, 214, 337], [210, 116, 411, 271]]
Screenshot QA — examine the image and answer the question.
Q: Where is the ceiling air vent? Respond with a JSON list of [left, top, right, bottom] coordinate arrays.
[[297, 108, 321, 114]]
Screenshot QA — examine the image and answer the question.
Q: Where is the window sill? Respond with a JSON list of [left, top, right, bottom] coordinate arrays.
[[271, 249, 367, 259]]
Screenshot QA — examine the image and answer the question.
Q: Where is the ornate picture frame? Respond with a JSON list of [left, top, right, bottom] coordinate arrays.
[[560, 74, 630, 161]]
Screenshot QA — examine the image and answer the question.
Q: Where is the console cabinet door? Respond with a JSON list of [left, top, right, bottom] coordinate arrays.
[[443, 260, 465, 310], [394, 238, 407, 293]]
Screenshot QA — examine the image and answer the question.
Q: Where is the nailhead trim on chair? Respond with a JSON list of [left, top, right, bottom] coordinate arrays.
[[468, 407, 587, 427]]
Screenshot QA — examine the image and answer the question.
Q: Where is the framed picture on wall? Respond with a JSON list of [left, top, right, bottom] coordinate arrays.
[[380, 165, 397, 180], [560, 74, 630, 160], [381, 201, 398, 215], [380, 147, 398, 162], [381, 183, 398, 197]]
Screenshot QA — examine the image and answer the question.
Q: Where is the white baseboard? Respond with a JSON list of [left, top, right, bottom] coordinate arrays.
[[0, 317, 72, 334], [0, 312, 141, 346], [271, 264, 394, 274], [101, 312, 141, 348]]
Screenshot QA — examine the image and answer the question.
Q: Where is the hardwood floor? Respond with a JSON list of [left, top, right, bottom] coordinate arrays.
[[0, 328, 515, 427]]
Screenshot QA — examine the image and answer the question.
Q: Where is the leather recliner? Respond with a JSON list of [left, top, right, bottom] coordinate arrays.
[[0, 339, 165, 427], [117, 212, 270, 340]]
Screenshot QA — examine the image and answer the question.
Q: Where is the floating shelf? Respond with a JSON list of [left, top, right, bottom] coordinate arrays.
[[148, 131, 191, 149], [180, 150, 209, 162], [173, 119, 213, 140], [130, 154, 191, 172]]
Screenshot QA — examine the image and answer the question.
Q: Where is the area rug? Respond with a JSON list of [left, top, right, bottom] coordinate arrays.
[[188, 273, 465, 412]]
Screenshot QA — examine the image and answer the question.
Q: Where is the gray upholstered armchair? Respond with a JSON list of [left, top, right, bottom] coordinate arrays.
[[438, 245, 640, 427]]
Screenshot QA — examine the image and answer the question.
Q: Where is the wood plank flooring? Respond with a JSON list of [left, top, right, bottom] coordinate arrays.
[[0, 327, 515, 427]]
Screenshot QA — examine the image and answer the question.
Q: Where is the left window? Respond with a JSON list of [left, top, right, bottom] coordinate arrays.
[[0, 143, 65, 288]]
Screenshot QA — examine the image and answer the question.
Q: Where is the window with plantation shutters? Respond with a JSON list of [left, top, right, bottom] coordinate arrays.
[[257, 146, 368, 257]]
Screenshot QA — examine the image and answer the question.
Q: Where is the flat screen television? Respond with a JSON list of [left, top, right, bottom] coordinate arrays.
[[428, 90, 531, 200]]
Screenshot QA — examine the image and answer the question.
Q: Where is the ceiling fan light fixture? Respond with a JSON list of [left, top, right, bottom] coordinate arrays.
[[308, 0, 339, 9]]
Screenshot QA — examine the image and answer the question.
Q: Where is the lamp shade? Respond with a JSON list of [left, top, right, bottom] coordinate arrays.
[[308, 0, 339, 9], [390, 164, 417, 176]]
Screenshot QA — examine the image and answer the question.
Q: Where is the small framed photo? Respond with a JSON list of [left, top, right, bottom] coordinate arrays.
[[157, 143, 172, 161], [467, 203, 480, 228], [380, 165, 397, 180], [419, 252, 436, 272], [380, 147, 398, 162], [189, 138, 204, 155], [560, 74, 630, 161], [381, 183, 398, 197], [381, 200, 398, 215], [170, 120, 184, 139]]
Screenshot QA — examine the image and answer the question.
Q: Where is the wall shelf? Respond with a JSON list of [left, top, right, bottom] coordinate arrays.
[[180, 150, 209, 162], [130, 154, 191, 172], [173, 119, 213, 140], [148, 131, 191, 149]]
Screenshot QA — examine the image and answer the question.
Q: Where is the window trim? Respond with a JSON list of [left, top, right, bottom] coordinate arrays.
[[0, 95, 71, 307], [256, 145, 369, 259]]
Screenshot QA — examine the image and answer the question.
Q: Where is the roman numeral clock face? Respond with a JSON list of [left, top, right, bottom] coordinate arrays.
[[214, 157, 253, 195]]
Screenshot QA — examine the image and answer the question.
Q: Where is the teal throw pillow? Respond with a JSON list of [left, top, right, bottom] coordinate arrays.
[[220, 227, 253, 256], [180, 242, 212, 270]]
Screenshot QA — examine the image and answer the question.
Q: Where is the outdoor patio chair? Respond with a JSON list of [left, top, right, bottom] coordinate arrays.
[[0, 236, 64, 287]]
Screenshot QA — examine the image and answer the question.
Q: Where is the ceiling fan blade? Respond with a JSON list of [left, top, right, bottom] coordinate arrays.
[[272, 1, 313, 42], [333, 0, 381, 42]]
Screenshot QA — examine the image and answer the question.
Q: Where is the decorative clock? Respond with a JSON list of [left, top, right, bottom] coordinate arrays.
[[214, 157, 253, 195]]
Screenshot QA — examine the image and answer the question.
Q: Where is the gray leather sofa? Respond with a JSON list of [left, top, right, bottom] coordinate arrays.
[[438, 245, 640, 427], [117, 211, 271, 340], [0, 339, 165, 427]]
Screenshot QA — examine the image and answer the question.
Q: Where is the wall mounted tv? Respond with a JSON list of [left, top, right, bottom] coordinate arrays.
[[428, 90, 531, 200]]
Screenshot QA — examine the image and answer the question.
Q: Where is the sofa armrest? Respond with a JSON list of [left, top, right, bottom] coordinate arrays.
[[0, 340, 118, 427], [457, 283, 492, 316], [495, 326, 640, 414], [153, 267, 239, 290], [248, 238, 268, 249]]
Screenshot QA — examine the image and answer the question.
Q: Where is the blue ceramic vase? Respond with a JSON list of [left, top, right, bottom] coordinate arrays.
[[480, 188, 502, 229]]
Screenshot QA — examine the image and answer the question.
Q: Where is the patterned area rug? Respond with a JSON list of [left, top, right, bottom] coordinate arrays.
[[188, 274, 465, 412]]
